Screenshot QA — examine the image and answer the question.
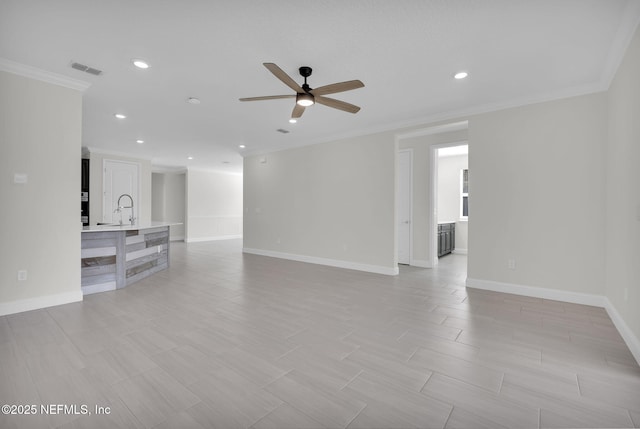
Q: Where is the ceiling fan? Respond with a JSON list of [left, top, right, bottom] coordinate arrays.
[[239, 63, 364, 119]]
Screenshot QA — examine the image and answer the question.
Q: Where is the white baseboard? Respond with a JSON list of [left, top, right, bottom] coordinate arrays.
[[0, 290, 83, 316], [170, 235, 185, 242], [453, 248, 468, 255], [186, 234, 242, 243], [603, 298, 640, 366], [466, 277, 640, 365], [243, 247, 399, 276], [465, 277, 606, 307], [410, 259, 432, 268], [82, 282, 116, 295]]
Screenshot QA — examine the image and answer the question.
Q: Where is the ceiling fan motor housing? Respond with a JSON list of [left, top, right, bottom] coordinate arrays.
[[299, 66, 313, 92], [299, 66, 312, 78]]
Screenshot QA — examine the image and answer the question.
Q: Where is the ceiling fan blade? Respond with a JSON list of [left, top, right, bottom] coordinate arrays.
[[263, 63, 304, 93], [315, 96, 361, 114], [239, 95, 295, 102], [310, 80, 364, 96], [292, 104, 305, 118]]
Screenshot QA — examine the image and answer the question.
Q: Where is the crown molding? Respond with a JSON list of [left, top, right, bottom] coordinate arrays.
[[242, 79, 606, 159], [395, 121, 468, 140], [0, 58, 91, 92], [84, 146, 153, 161], [600, 0, 640, 89], [152, 165, 188, 174], [186, 166, 243, 177]]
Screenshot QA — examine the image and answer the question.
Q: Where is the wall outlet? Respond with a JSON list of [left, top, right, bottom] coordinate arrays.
[[276, 237, 281, 244], [17, 270, 27, 281], [508, 259, 516, 270]]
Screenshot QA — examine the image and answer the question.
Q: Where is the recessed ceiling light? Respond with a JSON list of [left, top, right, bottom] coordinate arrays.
[[114, 113, 126, 119], [132, 59, 149, 69], [289, 118, 297, 124], [136, 139, 144, 144], [454, 71, 468, 80], [187, 97, 201, 105], [187, 156, 193, 160], [239, 145, 246, 149]]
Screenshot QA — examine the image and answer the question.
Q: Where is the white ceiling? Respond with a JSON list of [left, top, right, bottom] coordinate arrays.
[[2, 1, 639, 173]]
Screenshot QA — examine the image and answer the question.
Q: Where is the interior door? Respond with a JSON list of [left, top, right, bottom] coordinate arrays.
[[103, 160, 139, 224], [397, 150, 412, 265]]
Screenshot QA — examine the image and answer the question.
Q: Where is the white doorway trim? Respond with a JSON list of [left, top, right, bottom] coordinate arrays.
[[397, 149, 413, 265], [429, 141, 468, 268]]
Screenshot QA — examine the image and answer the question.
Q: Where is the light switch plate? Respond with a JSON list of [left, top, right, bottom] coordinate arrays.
[[14, 173, 28, 184]]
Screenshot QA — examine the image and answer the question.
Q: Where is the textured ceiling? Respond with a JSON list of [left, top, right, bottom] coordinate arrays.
[[1, 0, 639, 173]]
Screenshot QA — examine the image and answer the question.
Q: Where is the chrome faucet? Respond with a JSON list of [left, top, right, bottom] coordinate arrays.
[[115, 193, 136, 226]]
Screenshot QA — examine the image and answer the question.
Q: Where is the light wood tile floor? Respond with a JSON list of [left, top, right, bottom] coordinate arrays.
[[1, 239, 639, 428]]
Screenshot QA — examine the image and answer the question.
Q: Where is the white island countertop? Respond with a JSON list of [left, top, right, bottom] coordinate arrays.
[[81, 222, 181, 233]]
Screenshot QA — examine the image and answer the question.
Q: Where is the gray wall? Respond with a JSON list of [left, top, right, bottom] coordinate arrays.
[[606, 24, 640, 352], [0, 70, 83, 315], [243, 133, 396, 274], [467, 92, 607, 295]]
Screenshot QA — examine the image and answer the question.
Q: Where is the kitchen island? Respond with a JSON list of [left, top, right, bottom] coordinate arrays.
[[81, 223, 171, 295]]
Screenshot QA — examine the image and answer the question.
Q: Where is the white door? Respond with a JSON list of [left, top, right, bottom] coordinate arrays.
[[103, 160, 139, 224], [397, 150, 412, 265]]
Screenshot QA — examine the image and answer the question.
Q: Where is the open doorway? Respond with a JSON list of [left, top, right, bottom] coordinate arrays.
[[151, 171, 186, 241], [395, 121, 468, 270], [430, 143, 468, 269]]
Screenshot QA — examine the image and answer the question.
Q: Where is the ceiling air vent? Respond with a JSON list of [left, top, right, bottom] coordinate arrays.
[[71, 62, 103, 76], [276, 128, 290, 134]]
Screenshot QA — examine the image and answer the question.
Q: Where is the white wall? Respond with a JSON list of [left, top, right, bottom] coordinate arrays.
[[152, 173, 164, 221], [152, 172, 186, 241], [88, 151, 152, 225], [0, 71, 84, 315], [398, 129, 469, 266], [606, 25, 640, 354], [467, 92, 607, 296], [437, 153, 468, 252], [243, 133, 396, 274], [185, 169, 243, 242]]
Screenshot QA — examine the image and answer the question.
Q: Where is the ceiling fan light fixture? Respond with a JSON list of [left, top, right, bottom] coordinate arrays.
[[454, 71, 468, 80], [296, 93, 315, 107], [289, 118, 297, 124]]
